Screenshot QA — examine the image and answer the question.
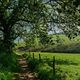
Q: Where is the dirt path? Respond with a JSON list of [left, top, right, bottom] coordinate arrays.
[[13, 56, 38, 80]]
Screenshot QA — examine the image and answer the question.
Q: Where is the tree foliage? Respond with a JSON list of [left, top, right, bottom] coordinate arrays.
[[0, 0, 51, 53], [50, 0, 80, 39], [0, 0, 80, 53]]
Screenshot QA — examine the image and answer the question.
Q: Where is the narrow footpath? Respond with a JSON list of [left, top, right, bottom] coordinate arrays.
[[13, 56, 38, 80]]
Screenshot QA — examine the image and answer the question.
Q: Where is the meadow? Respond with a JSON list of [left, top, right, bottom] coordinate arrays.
[[25, 52, 80, 80]]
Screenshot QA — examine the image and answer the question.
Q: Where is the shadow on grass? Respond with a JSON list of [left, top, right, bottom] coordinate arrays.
[[55, 59, 78, 65], [46, 59, 78, 67]]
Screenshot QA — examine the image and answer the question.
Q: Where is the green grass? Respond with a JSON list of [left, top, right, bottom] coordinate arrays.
[[0, 71, 13, 80], [26, 52, 80, 80]]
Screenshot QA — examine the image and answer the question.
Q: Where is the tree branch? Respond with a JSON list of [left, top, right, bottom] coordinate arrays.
[[0, 27, 3, 31], [15, 23, 24, 27], [18, 19, 34, 23]]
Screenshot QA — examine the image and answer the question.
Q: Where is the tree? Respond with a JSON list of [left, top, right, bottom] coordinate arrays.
[[0, 0, 54, 67], [50, 0, 80, 39], [0, 0, 51, 53]]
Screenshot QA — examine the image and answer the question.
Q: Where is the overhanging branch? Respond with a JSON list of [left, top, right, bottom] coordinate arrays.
[[0, 27, 3, 31], [18, 18, 34, 23]]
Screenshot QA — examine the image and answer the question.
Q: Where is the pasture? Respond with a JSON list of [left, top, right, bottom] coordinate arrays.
[[25, 52, 80, 80]]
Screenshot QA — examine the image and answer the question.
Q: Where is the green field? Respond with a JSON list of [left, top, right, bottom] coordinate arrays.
[[26, 52, 80, 80], [15, 35, 80, 80]]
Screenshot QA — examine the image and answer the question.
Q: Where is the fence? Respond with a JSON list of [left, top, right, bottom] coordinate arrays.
[[28, 52, 56, 76]]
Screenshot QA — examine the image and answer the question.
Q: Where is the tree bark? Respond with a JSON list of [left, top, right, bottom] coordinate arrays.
[[0, 26, 14, 67], [3, 26, 13, 53]]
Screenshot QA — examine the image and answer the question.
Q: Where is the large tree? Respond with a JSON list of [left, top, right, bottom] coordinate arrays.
[[0, 0, 54, 67], [0, 0, 51, 53]]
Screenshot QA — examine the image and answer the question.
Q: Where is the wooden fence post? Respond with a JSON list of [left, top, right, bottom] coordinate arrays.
[[39, 54, 41, 61], [33, 53, 34, 59], [53, 56, 55, 78]]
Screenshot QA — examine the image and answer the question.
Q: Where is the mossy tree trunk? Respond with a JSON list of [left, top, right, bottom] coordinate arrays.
[[0, 25, 15, 68], [3, 26, 13, 53]]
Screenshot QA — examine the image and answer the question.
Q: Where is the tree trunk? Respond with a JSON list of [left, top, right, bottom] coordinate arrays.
[[0, 26, 15, 67], [3, 26, 13, 53]]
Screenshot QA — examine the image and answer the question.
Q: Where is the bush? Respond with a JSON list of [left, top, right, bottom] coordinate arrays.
[[0, 72, 13, 80], [10, 53, 20, 72], [41, 42, 80, 53], [0, 52, 20, 72], [37, 63, 53, 80], [28, 58, 40, 70]]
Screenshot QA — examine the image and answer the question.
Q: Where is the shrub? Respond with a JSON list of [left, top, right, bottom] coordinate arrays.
[[10, 53, 20, 72], [28, 58, 40, 70], [0, 52, 20, 72], [0, 72, 13, 80], [37, 63, 53, 80]]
